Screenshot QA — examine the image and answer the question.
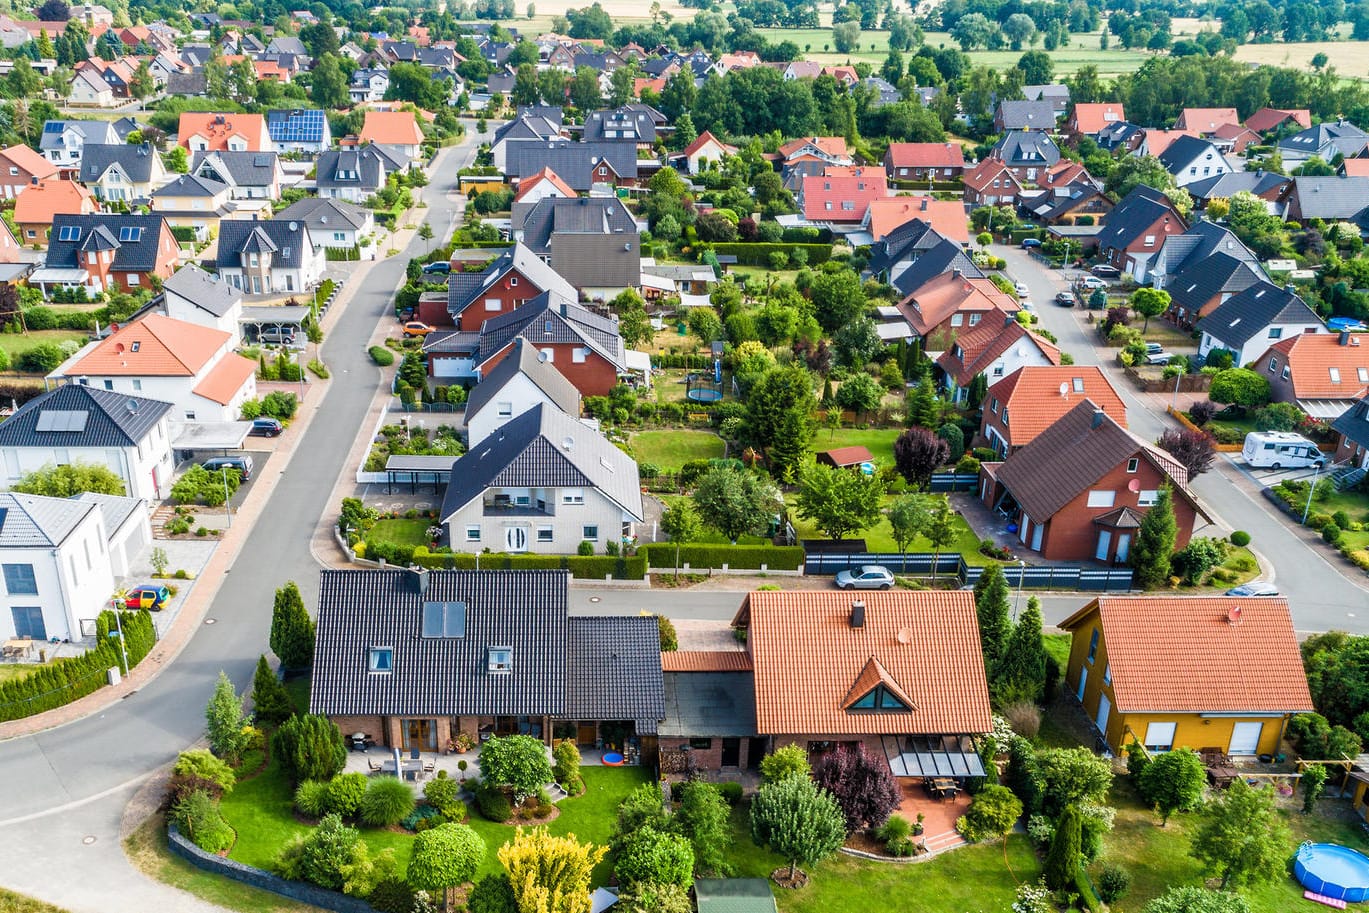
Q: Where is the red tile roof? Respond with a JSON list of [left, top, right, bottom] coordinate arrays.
[[1059, 597, 1313, 714], [885, 142, 965, 170], [177, 112, 271, 151], [0, 144, 56, 181], [1144, 128, 1198, 156], [1246, 107, 1311, 134], [734, 590, 993, 736], [514, 167, 576, 202], [191, 353, 256, 405], [1175, 107, 1240, 133], [681, 130, 736, 159], [800, 166, 887, 222], [962, 158, 1021, 194], [1069, 103, 1126, 135], [937, 320, 1062, 386], [865, 197, 969, 244], [660, 651, 753, 672], [1267, 333, 1369, 400], [1341, 159, 1369, 178], [779, 136, 848, 162], [895, 271, 1017, 337], [69, 313, 230, 377], [13, 179, 96, 224], [360, 110, 424, 146], [985, 366, 1126, 446]]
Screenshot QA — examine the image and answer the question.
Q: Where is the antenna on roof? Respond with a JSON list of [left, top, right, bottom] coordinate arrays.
[[1227, 605, 1242, 625]]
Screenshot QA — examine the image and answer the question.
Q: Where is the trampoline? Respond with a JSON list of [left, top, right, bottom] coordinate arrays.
[[1295, 843, 1369, 902], [602, 752, 625, 766], [685, 372, 722, 403]]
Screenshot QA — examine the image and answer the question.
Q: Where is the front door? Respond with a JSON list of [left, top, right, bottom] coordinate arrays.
[[1096, 693, 1111, 736], [748, 737, 769, 769], [721, 738, 740, 766], [1095, 530, 1112, 562], [1229, 722, 1264, 755], [1076, 666, 1088, 702], [505, 525, 528, 552], [1031, 520, 1044, 552]]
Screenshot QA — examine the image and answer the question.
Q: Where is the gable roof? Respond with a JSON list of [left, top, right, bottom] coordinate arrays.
[[514, 166, 576, 202], [1279, 120, 1369, 158], [986, 366, 1126, 443], [778, 136, 848, 162], [446, 242, 577, 319], [0, 491, 98, 548], [1332, 396, 1369, 449], [518, 195, 638, 255], [13, 178, 95, 224], [503, 139, 638, 191], [962, 157, 1022, 194], [991, 130, 1060, 167], [937, 319, 1061, 385], [80, 142, 160, 185], [191, 149, 281, 187], [359, 110, 423, 146], [800, 166, 888, 221], [1175, 107, 1239, 133], [217, 218, 314, 269], [463, 337, 582, 423], [1286, 176, 1369, 220], [68, 313, 230, 377], [1157, 134, 1221, 171], [581, 105, 659, 143], [681, 130, 736, 159], [1059, 597, 1312, 714], [177, 112, 270, 151], [1070, 103, 1126, 135], [265, 108, 329, 145], [275, 195, 372, 232], [152, 173, 228, 199], [891, 238, 983, 297], [885, 142, 964, 169], [40, 119, 118, 152], [895, 270, 1017, 337], [314, 144, 388, 191], [0, 144, 56, 180], [1166, 253, 1264, 318], [162, 265, 243, 318], [310, 569, 571, 717], [1096, 185, 1185, 252], [1197, 282, 1323, 348], [1246, 107, 1311, 134], [0, 383, 171, 449], [1266, 332, 1369, 401], [46, 213, 172, 273], [865, 197, 969, 244], [1186, 169, 1290, 201], [866, 219, 955, 277], [734, 590, 992, 736], [996, 99, 1058, 129], [439, 402, 642, 522], [993, 400, 1193, 521]]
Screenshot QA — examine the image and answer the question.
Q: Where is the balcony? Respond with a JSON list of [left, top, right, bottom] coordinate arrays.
[[482, 497, 552, 518]]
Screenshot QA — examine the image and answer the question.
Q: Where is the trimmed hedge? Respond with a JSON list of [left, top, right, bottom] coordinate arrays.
[[708, 242, 833, 267], [325, 246, 360, 261], [366, 543, 648, 579], [639, 543, 805, 570], [170, 226, 197, 243], [652, 353, 713, 370]]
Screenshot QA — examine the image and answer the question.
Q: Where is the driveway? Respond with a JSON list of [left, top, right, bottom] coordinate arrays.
[[998, 245, 1369, 633]]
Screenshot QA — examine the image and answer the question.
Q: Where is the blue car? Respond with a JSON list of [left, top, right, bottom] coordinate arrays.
[[1328, 317, 1367, 333]]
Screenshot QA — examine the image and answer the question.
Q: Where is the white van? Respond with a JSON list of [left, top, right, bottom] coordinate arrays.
[[1242, 431, 1326, 470]]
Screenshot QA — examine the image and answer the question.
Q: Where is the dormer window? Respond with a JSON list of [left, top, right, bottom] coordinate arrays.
[[849, 684, 909, 711], [368, 646, 393, 673], [487, 646, 512, 673]]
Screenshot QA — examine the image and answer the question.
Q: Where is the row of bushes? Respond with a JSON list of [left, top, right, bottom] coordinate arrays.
[[325, 246, 361, 261], [169, 226, 198, 244], [707, 242, 833, 267], [21, 306, 100, 332], [357, 542, 650, 579], [651, 353, 715, 370], [639, 543, 804, 571], [0, 609, 154, 721]]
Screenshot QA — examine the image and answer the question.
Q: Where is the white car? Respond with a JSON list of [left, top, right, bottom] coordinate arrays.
[[835, 565, 895, 590], [1014, 281, 1030, 297], [1078, 276, 1108, 290]]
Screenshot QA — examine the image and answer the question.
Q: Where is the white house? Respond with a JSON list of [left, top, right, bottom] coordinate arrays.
[[463, 339, 582, 448], [215, 217, 326, 296], [274, 196, 375, 251], [161, 265, 244, 341], [0, 385, 175, 501], [349, 68, 389, 104], [441, 402, 642, 554], [1196, 282, 1326, 366], [1158, 135, 1231, 188], [52, 313, 257, 423], [679, 130, 736, 175], [67, 68, 115, 107], [40, 119, 121, 171]]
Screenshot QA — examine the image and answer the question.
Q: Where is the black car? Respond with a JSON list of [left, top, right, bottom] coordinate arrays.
[[1090, 264, 1121, 279], [421, 261, 452, 275], [203, 455, 253, 480], [1055, 291, 1077, 307], [249, 418, 283, 437]]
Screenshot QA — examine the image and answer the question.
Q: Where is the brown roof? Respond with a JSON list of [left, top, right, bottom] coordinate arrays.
[[660, 651, 753, 672], [1070, 103, 1126, 135], [992, 399, 1192, 521], [895, 271, 1018, 337], [1267, 333, 1369, 400], [68, 313, 230, 377], [986, 366, 1126, 446], [681, 130, 736, 159], [962, 158, 1020, 193], [937, 320, 1062, 386], [817, 445, 874, 467], [1059, 597, 1313, 714], [1175, 107, 1240, 133], [1341, 159, 1369, 178], [1246, 107, 1311, 134], [735, 590, 992, 736], [778, 136, 848, 161]]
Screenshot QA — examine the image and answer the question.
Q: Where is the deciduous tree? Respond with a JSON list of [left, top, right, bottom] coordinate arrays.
[[407, 824, 487, 912], [750, 774, 846, 882], [812, 745, 901, 832], [660, 500, 701, 577], [13, 462, 125, 496], [1138, 748, 1207, 825], [692, 466, 777, 543], [478, 735, 553, 800], [796, 463, 883, 540], [887, 493, 931, 568], [1190, 779, 1291, 889], [1129, 288, 1171, 331], [1157, 429, 1216, 478], [205, 671, 247, 762], [893, 427, 949, 490]]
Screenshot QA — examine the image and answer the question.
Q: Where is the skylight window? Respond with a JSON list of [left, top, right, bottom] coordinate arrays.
[[118, 226, 142, 242], [487, 647, 513, 673], [57, 225, 80, 242]]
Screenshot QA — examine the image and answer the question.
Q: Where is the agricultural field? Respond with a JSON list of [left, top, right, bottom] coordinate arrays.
[[1234, 38, 1369, 75]]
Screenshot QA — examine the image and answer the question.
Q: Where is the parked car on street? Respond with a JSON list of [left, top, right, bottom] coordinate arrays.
[[403, 321, 433, 337], [1225, 581, 1279, 597], [124, 585, 171, 611], [1014, 281, 1030, 297], [1055, 291, 1077, 307], [421, 261, 452, 275], [835, 565, 895, 590], [1021, 237, 1042, 249], [250, 417, 283, 437], [1091, 264, 1121, 278]]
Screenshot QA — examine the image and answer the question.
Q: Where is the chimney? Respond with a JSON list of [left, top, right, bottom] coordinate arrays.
[[952, 268, 962, 280], [1341, 329, 1351, 346], [1285, 284, 1296, 294], [1091, 408, 1105, 429], [409, 567, 429, 594], [849, 600, 865, 629], [920, 197, 928, 211]]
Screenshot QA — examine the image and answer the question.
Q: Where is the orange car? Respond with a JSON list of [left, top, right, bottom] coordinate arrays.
[[402, 321, 433, 338]]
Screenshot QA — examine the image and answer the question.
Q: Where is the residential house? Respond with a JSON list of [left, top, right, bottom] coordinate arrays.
[[40, 120, 120, 172], [1094, 185, 1187, 282], [0, 145, 57, 199], [861, 76, 900, 108], [490, 107, 564, 171], [799, 166, 888, 224], [782, 60, 822, 81], [1279, 120, 1369, 166], [160, 264, 244, 340], [275, 197, 375, 252], [0, 384, 173, 500], [177, 112, 273, 153], [310, 568, 664, 753], [470, 292, 627, 396], [513, 167, 576, 206], [1096, 120, 1147, 153], [893, 268, 1019, 351], [191, 150, 285, 202], [1067, 103, 1125, 138], [936, 318, 1062, 404], [728, 590, 991, 783], [1341, 159, 1369, 178], [822, 65, 859, 88], [1150, 221, 1264, 293], [1331, 396, 1369, 468], [1059, 597, 1312, 756], [658, 650, 760, 773], [215, 218, 325, 297], [1023, 84, 1070, 114], [13, 179, 96, 247], [349, 68, 390, 105], [265, 109, 331, 156], [581, 104, 662, 149], [1246, 107, 1311, 135], [78, 143, 166, 203], [979, 400, 1204, 563], [993, 99, 1058, 132], [1279, 176, 1369, 224], [777, 136, 852, 169], [463, 339, 581, 448], [1031, 183, 1113, 226], [516, 195, 640, 298], [443, 403, 641, 552], [0, 490, 152, 643], [314, 144, 394, 204], [1157, 135, 1231, 188], [863, 197, 969, 245], [1138, 128, 1198, 158], [35, 213, 178, 295], [677, 131, 736, 175], [67, 68, 115, 107], [882, 142, 965, 183], [1259, 330, 1369, 420], [1162, 253, 1265, 329], [868, 229, 978, 296], [962, 158, 1025, 207], [1197, 283, 1325, 366], [358, 111, 424, 160], [1210, 123, 1261, 155], [443, 242, 577, 331], [980, 366, 1126, 457], [503, 140, 638, 192], [1174, 108, 1240, 134], [149, 174, 232, 240], [1185, 170, 1289, 210], [76, 57, 134, 98], [989, 131, 1061, 181]]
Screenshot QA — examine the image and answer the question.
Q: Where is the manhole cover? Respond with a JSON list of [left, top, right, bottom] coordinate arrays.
[[589, 597, 601, 603], [82, 836, 96, 845], [204, 618, 217, 625]]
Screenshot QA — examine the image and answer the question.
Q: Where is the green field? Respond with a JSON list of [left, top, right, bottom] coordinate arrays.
[[0, 330, 86, 372], [631, 429, 726, 470], [810, 427, 902, 467]]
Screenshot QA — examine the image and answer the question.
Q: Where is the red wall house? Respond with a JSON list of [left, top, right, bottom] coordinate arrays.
[[453, 266, 543, 331], [479, 341, 618, 396]]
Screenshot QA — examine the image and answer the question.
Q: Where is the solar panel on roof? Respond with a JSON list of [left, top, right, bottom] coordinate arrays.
[[34, 410, 89, 432], [421, 601, 466, 638]]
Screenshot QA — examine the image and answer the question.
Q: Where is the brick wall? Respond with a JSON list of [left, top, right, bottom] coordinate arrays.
[[455, 268, 541, 331], [1039, 458, 1197, 562], [483, 342, 619, 396]]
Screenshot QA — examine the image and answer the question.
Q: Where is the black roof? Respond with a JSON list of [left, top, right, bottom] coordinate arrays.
[[1166, 252, 1262, 315], [1186, 170, 1289, 201], [991, 130, 1060, 168], [0, 384, 172, 449], [562, 616, 664, 732], [315, 145, 386, 191], [1096, 185, 1182, 252], [463, 336, 582, 422], [1332, 396, 1369, 449], [1157, 134, 1220, 172], [47, 214, 170, 272], [191, 149, 280, 187], [892, 237, 982, 297], [866, 217, 948, 278], [659, 671, 757, 738], [1196, 282, 1323, 347], [518, 195, 637, 256], [503, 139, 638, 191], [581, 106, 659, 144], [475, 291, 624, 370], [310, 568, 570, 717], [217, 219, 313, 269]]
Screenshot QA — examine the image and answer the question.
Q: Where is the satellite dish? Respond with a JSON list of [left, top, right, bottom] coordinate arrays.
[[288, 221, 298, 231], [114, 343, 124, 354], [1127, 478, 1141, 492], [562, 436, 574, 451], [125, 399, 139, 414], [1059, 382, 1069, 397]]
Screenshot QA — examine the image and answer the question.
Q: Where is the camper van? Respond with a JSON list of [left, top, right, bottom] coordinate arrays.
[[1241, 431, 1326, 470]]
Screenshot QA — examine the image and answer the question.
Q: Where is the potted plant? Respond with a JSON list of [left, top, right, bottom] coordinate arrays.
[[913, 813, 924, 836], [453, 730, 475, 754], [457, 759, 468, 782]]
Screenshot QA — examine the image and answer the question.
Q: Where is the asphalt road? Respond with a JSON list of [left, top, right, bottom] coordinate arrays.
[[999, 246, 1369, 633]]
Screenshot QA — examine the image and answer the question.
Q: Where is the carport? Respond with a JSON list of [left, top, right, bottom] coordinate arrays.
[[240, 305, 311, 344], [170, 421, 253, 461], [383, 455, 452, 494]]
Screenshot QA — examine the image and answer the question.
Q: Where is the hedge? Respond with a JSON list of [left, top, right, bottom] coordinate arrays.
[[708, 243, 833, 267], [365, 543, 648, 579], [170, 226, 197, 243], [652, 353, 713, 370], [890, 179, 963, 192], [639, 544, 805, 571], [325, 246, 360, 261]]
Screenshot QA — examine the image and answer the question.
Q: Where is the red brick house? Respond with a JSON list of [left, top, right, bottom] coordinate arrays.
[[799, 166, 888, 223], [893, 269, 1018, 349], [980, 366, 1126, 457], [1211, 123, 1261, 155], [473, 291, 627, 396], [1258, 331, 1369, 420], [962, 158, 1024, 207], [0, 144, 58, 199], [1331, 395, 1369, 468], [1246, 107, 1311, 135], [936, 319, 1061, 404], [35, 213, 178, 295], [439, 242, 577, 330], [979, 400, 1205, 564], [883, 143, 965, 182], [1095, 185, 1187, 283]]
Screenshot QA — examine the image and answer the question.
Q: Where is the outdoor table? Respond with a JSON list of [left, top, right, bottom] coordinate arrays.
[[930, 777, 958, 799], [382, 759, 425, 780], [2, 638, 32, 658]]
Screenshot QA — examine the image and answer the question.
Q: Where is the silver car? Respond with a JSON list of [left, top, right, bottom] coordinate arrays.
[[1225, 581, 1279, 597], [835, 565, 895, 590]]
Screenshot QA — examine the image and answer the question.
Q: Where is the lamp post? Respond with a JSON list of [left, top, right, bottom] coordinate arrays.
[[1014, 559, 1026, 621], [1303, 461, 1325, 526], [1171, 365, 1183, 409], [222, 469, 232, 528]]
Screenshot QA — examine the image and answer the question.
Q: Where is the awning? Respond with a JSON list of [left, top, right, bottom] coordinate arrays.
[[384, 455, 457, 472], [0, 263, 31, 283], [625, 350, 651, 372], [1300, 399, 1361, 420], [877, 321, 913, 341], [27, 267, 88, 284], [240, 305, 311, 326], [887, 749, 987, 778], [169, 421, 253, 450]]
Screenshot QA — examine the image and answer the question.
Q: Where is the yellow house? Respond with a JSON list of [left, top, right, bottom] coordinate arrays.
[[1059, 597, 1313, 758], [150, 174, 233, 241]]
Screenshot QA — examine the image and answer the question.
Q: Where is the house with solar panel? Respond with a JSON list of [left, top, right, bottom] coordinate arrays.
[[310, 568, 664, 759], [32, 213, 179, 295], [265, 108, 331, 156]]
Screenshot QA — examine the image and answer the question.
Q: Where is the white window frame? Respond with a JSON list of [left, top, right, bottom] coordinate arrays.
[[1086, 490, 1116, 508], [1138, 490, 1160, 507], [465, 526, 480, 542], [1143, 722, 1176, 751]]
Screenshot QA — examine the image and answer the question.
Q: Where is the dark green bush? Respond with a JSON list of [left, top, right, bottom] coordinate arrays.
[[476, 783, 511, 822], [325, 772, 368, 818], [171, 789, 235, 854], [369, 346, 395, 366], [1230, 530, 1251, 547], [294, 780, 330, 818], [367, 878, 418, 913], [359, 776, 417, 827], [272, 714, 347, 786], [716, 782, 743, 805], [708, 242, 833, 267], [1097, 863, 1131, 904]]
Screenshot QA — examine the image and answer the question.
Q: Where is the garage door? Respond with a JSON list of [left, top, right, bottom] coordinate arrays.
[[1228, 722, 1263, 755]]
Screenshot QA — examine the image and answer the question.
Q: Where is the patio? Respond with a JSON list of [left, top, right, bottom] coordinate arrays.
[[339, 742, 635, 792], [894, 779, 972, 854]]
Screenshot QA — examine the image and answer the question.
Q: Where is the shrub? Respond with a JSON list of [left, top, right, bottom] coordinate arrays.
[[552, 739, 581, 790], [716, 782, 743, 805], [479, 735, 554, 800], [368, 878, 418, 913], [877, 815, 915, 856], [576, 539, 595, 556], [170, 749, 237, 800], [294, 780, 330, 818], [467, 874, 519, 913], [813, 745, 901, 832], [360, 776, 417, 827], [170, 789, 235, 854], [1098, 864, 1132, 904], [760, 744, 811, 782], [476, 783, 512, 822], [956, 784, 1022, 842], [657, 614, 678, 651], [273, 813, 360, 890], [272, 714, 346, 786], [1002, 702, 1041, 739], [424, 774, 462, 817], [1230, 530, 1251, 547], [614, 827, 695, 888], [369, 345, 395, 366], [325, 772, 368, 818], [1324, 522, 1342, 544]]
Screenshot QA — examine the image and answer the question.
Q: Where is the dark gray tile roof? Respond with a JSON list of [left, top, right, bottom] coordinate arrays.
[[658, 671, 757, 738], [268, 36, 307, 56], [152, 173, 227, 199], [276, 196, 371, 231], [866, 218, 950, 278], [991, 130, 1060, 168], [0, 492, 97, 547], [310, 568, 570, 717], [1157, 134, 1221, 172], [582, 106, 658, 143], [1287, 176, 1369, 220], [47, 214, 170, 272], [494, 113, 561, 146], [464, 338, 582, 423], [1279, 120, 1369, 158], [891, 238, 982, 296], [166, 70, 207, 97], [191, 150, 280, 187], [0, 384, 171, 449], [80, 142, 160, 184], [217, 218, 314, 269], [503, 140, 638, 190], [476, 291, 625, 370], [1097, 121, 1145, 151], [315, 145, 386, 192], [1187, 170, 1289, 201], [1332, 396, 1369, 449], [162, 264, 243, 317], [1096, 185, 1181, 252], [1165, 252, 1261, 315], [73, 490, 143, 536], [40, 119, 117, 152], [562, 616, 664, 731], [996, 99, 1058, 129], [439, 402, 642, 522], [519, 196, 637, 256], [1196, 282, 1323, 348]]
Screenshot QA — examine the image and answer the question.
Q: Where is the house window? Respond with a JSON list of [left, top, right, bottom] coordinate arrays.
[[7, 167, 16, 176], [127, 273, 139, 285], [485, 297, 500, 311], [573, 347, 589, 363], [537, 526, 553, 542], [368, 646, 393, 673], [950, 314, 963, 327], [582, 525, 598, 540], [1143, 722, 1177, 752], [1143, 235, 1156, 246], [496, 401, 512, 417], [597, 167, 607, 176], [10, 606, 44, 641], [1138, 490, 1160, 506], [849, 684, 909, 711], [509, 276, 519, 286], [562, 489, 584, 505], [992, 364, 1004, 376], [333, 232, 346, 242], [487, 647, 513, 673], [132, 380, 141, 391], [1087, 629, 1099, 664], [1268, 357, 1278, 373], [1360, 368, 1369, 383], [1127, 458, 1139, 473], [1269, 327, 1282, 339], [1104, 664, 1112, 685], [540, 348, 554, 362], [465, 526, 480, 542], [1331, 368, 1342, 383], [841, 201, 855, 211], [689, 738, 713, 750], [103, 380, 113, 390], [1281, 365, 1290, 380], [185, 411, 196, 420], [990, 399, 999, 414], [969, 313, 981, 326], [1086, 490, 1116, 508], [824, 201, 833, 211], [248, 252, 258, 267], [3, 564, 37, 595]]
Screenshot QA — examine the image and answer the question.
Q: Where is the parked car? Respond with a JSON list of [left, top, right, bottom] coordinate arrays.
[[1014, 281, 1030, 297], [403, 321, 434, 337], [124, 585, 171, 611], [835, 565, 895, 590], [1021, 237, 1042, 249], [1078, 276, 1107, 290], [250, 417, 283, 437], [202, 455, 253, 481], [258, 326, 296, 346], [1091, 264, 1121, 278], [1225, 581, 1279, 597], [1056, 291, 1077, 307], [1328, 317, 1368, 333], [421, 261, 452, 275], [1145, 342, 1164, 355]]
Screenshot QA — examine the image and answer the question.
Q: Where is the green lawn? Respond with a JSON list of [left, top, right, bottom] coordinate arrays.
[[0, 888, 71, 913], [785, 493, 993, 564], [0, 665, 32, 684], [631, 429, 726, 471], [810, 428, 903, 468], [0, 330, 87, 371], [365, 519, 432, 548]]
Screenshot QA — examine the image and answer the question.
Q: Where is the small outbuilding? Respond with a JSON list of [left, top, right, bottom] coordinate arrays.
[[815, 446, 874, 469]]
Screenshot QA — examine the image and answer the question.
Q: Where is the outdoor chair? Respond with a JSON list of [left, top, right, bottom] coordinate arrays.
[[423, 757, 435, 773], [367, 758, 381, 772]]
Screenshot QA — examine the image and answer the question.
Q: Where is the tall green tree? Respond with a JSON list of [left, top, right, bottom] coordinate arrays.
[[1044, 804, 1082, 890], [909, 362, 940, 428], [676, 781, 733, 876], [660, 499, 701, 578], [994, 595, 1047, 704], [608, 288, 652, 349], [205, 671, 247, 762], [270, 581, 316, 671], [1141, 887, 1251, 913], [973, 563, 1013, 672], [750, 775, 846, 883], [925, 498, 958, 580], [1129, 287, 1171, 331], [407, 824, 487, 912], [809, 268, 866, 332], [1138, 748, 1207, 825], [744, 364, 816, 483], [1130, 487, 1177, 589], [691, 467, 777, 544], [1189, 779, 1291, 889], [887, 493, 931, 569], [250, 654, 295, 725], [570, 65, 602, 111], [512, 62, 539, 106], [795, 463, 883, 540], [311, 54, 349, 110]]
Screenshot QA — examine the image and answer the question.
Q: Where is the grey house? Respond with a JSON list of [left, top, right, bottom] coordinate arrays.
[[464, 338, 582, 448], [1197, 282, 1325, 365], [516, 196, 640, 297], [191, 150, 284, 201], [503, 139, 638, 191], [216, 218, 326, 295]]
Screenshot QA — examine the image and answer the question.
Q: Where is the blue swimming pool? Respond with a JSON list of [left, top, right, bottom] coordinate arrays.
[[1295, 843, 1369, 902]]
